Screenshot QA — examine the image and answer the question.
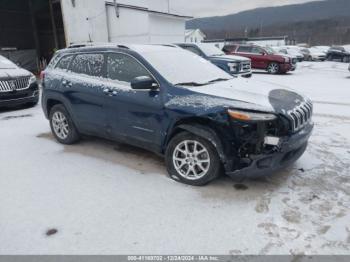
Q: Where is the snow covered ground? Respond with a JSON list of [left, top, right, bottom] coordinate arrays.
[[0, 62, 350, 255]]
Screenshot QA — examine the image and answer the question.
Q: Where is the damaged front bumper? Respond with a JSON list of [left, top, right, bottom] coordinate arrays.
[[226, 122, 314, 179]]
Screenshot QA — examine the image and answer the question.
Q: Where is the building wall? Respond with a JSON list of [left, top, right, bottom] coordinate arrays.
[[149, 14, 185, 43], [185, 30, 205, 43], [60, 0, 186, 45]]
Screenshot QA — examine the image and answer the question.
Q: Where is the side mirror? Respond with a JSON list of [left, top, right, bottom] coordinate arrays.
[[131, 76, 158, 90]]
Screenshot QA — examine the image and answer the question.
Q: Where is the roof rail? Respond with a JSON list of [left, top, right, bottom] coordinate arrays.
[[68, 42, 130, 49]]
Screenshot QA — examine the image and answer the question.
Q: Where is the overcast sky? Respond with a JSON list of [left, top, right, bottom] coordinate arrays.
[[170, 0, 322, 18]]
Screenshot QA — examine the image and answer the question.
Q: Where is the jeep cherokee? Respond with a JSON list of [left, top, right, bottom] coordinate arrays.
[[42, 44, 314, 186]]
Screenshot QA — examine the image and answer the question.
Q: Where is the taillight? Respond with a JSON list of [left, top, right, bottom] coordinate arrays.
[[40, 71, 45, 81]]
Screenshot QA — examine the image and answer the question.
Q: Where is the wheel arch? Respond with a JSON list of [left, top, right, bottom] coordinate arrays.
[[164, 117, 227, 164]]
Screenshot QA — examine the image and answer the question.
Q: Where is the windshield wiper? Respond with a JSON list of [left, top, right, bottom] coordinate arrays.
[[208, 78, 230, 83], [175, 82, 206, 87], [175, 78, 230, 87]]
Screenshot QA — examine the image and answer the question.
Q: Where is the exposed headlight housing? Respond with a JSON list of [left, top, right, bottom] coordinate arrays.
[[228, 109, 277, 122], [228, 62, 239, 72], [284, 57, 290, 63]]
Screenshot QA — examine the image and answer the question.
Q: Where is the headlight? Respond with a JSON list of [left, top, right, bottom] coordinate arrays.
[[29, 75, 37, 85], [228, 62, 239, 72], [284, 57, 290, 63], [228, 109, 277, 121]]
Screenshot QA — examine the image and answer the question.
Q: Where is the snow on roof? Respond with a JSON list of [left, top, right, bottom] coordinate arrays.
[[185, 29, 206, 38]]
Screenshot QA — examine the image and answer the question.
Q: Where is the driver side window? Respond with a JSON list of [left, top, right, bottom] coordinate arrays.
[[252, 47, 264, 54], [107, 53, 151, 86]]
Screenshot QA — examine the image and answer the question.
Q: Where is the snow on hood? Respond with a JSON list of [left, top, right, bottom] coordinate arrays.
[[172, 78, 309, 114], [210, 54, 250, 62], [0, 68, 32, 79]]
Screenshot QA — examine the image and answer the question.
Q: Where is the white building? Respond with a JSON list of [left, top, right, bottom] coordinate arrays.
[[184, 29, 206, 43], [60, 0, 191, 45]]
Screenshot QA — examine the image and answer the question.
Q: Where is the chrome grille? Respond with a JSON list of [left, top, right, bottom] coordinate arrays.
[[240, 61, 251, 72], [0, 77, 30, 92], [287, 101, 313, 132]]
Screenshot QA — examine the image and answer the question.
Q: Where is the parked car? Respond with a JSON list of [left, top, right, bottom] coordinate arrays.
[[311, 46, 330, 55], [0, 55, 39, 108], [270, 47, 298, 70], [223, 44, 294, 74], [327, 46, 350, 62], [176, 43, 252, 77], [277, 47, 304, 62], [308, 47, 327, 61], [42, 44, 314, 186], [298, 48, 312, 61]]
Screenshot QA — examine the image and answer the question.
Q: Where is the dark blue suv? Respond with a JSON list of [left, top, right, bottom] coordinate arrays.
[[42, 44, 314, 186], [176, 43, 252, 77]]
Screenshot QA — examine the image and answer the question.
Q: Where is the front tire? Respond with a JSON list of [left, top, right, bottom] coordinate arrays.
[[49, 104, 80, 145], [267, 63, 280, 74], [165, 132, 221, 186]]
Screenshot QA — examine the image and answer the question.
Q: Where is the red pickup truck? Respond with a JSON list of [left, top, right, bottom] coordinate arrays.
[[223, 44, 294, 74]]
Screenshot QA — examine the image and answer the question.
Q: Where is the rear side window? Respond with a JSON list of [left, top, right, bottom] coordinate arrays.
[[107, 53, 151, 85], [70, 53, 105, 77], [55, 55, 73, 70], [237, 46, 253, 53]]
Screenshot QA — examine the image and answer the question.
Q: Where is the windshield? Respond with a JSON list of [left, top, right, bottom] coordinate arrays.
[[0, 56, 17, 69], [264, 47, 276, 55], [135, 46, 232, 86], [197, 44, 225, 57]]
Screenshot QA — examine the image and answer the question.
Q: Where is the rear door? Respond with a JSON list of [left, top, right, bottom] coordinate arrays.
[[45, 54, 74, 90], [103, 52, 163, 150], [63, 53, 107, 136]]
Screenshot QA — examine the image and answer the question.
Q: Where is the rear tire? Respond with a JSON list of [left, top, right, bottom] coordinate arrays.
[[165, 131, 221, 186], [49, 104, 80, 145], [267, 63, 280, 74]]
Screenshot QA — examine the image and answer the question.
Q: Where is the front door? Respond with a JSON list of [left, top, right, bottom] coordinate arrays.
[[103, 52, 164, 151]]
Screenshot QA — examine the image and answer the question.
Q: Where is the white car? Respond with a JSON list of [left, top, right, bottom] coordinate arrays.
[[272, 46, 304, 62], [312, 46, 330, 55], [309, 48, 327, 61]]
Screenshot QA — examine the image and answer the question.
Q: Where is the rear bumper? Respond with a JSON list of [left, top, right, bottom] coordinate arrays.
[[226, 123, 314, 179]]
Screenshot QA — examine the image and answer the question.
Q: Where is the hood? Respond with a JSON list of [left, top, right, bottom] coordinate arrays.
[[168, 78, 309, 115], [209, 54, 250, 62], [0, 68, 32, 79]]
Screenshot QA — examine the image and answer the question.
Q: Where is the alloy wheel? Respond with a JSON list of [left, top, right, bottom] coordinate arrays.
[[268, 63, 279, 74], [52, 111, 69, 140], [173, 140, 211, 180]]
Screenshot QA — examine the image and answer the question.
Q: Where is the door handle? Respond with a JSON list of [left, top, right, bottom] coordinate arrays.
[[62, 80, 72, 87], [103, 88, 117, 96], [103, 88, 112, 94]]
